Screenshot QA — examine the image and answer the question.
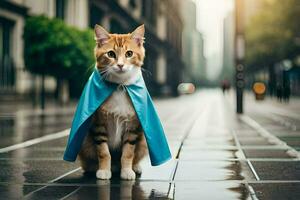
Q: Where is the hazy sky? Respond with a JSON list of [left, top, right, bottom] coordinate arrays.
[[192, 0, 234, 80]]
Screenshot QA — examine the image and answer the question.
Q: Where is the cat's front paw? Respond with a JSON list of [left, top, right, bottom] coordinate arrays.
[[133, 164, 142, 175], [96, 169, 112, 180], [121, 168, 136, 180]]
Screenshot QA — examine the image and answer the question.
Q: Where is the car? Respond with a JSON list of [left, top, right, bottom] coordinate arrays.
[[177, 83, 196, 95]]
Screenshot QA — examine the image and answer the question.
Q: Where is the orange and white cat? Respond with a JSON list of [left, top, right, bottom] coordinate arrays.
[[78, 25, 147, 180]]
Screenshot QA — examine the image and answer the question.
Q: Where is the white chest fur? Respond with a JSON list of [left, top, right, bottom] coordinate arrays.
[[103, 88, 136, 118], [102, 89, 136, 149]]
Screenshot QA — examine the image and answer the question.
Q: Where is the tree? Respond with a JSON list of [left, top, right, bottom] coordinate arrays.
[[23, 16, 95, 105], [245, 0, 300, 71]]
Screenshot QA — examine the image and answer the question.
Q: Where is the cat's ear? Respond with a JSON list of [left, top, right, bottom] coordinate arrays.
[[131, 24, 145, 46], [94, 24, 110, 46]]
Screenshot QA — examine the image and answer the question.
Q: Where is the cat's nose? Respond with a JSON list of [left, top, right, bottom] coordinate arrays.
[[117, 64, 124, 70]]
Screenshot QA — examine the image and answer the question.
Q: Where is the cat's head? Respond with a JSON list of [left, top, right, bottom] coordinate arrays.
[[94, 24, 145, 85]]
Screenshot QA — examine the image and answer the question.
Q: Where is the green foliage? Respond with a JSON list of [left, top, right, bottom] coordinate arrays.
[[24, 15, 95, 96], [245, 0, 300, 70]]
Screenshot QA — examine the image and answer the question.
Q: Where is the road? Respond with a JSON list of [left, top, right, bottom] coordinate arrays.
[[0, 89, 299, 199]]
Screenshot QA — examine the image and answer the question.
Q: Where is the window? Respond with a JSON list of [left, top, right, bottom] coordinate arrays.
[[0, 17, 15, 90], [89, 5, 104, 28], [129, 0, 137, 9], [56, 0, 65, 19], [141, 0, 147, 18], [141, 0, 156, 27], [110, 19, 125, 34]]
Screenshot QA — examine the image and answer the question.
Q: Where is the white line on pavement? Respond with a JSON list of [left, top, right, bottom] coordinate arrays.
[[0, 129, 70, 153], [49, 167, 82, 183], [59, 186, 82, 200], [247, 160, 260, 181], [240, 115, 300, 158], [232, 130, 261, 182], [167, 183, 175, 199], [247, 185, 259, 200], [24, 167, 81, 198]]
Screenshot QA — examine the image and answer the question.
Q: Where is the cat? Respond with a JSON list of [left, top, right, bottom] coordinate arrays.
[[78, 24, 147, 180]]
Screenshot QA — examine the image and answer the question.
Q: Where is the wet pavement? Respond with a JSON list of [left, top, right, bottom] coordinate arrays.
[[0, 90, 300, 199]]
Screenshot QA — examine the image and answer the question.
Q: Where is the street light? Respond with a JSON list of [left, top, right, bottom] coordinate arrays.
[[235, 0, 245, 114]]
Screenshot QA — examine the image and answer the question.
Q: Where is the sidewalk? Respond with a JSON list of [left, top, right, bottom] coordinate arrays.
[[0, 89, 300, 199]]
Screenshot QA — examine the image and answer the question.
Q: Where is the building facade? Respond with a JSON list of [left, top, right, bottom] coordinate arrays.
[[0, 0, 28, 95], [221, 11, 235, 83], [0, 0, 184, 98], [181, 0, 206, 85]]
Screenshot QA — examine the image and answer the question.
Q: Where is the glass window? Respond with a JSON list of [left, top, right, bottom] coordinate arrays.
[[89, 5, 104, 28], [129, 0, 137, 9], [0, 17, 15, 89], [110, 18, 125, 33], [141, 0, 147, 18], [56, 0, 65, 19]]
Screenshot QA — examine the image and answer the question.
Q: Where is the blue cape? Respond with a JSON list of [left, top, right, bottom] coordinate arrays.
[[63, 68, 171, 166]]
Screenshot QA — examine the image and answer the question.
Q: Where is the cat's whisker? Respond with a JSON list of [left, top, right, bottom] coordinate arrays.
[[141, 68, 152, 77], [98, 68, 112, 81], [102, 72, 112, 81], [100, 70, 109, 76], [84, 64, 95, 77], [99, 68, 110, 74], [101, 73, 108, 81]]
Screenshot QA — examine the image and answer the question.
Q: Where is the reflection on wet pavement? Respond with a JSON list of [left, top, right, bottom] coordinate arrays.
[[0, 111, 73, 148], [175, 182, 250, 199], [1, 90, 300, 199], [175, 160, 254, 181], [0, 160, 77, 184], [26, 181, 170, 200]]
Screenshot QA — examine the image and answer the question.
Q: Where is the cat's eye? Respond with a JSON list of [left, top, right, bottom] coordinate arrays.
[[125, 50, 133, 58], [107, 51, 116, 58]]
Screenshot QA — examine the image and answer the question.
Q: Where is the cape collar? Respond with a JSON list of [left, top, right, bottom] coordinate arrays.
[[95, 68, 144, 89]]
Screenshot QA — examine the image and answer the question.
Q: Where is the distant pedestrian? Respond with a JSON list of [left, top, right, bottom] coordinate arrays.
[[276, 84, 283, 102], [283, 84, 291, 102], [221, 79, 230, 94]]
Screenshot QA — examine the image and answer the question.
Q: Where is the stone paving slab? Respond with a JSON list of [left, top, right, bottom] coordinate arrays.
[[59, 181, 170, 200], [138, 159, 177, 181], [251, 161, 300, 180], [0, 111, 73, 148], [179, 148, 239, 160], [0, 149, 64, 159], [239, 138, 273, 146], [0, 160, 78, 184], [180, 144, 238, 150], [235, 131, 261, 138], [26, 185, 80, 200], [0, 184, 41, 199], [271, 130, 300, 137], [250, 183, 300, 200], [278, 137, 300, 148], [174, 160, 255, 181], [29, 137, 68, 149], [243, 149, 296, 159], [174, 182, 250, 200], [184, 138, 235, 146]]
